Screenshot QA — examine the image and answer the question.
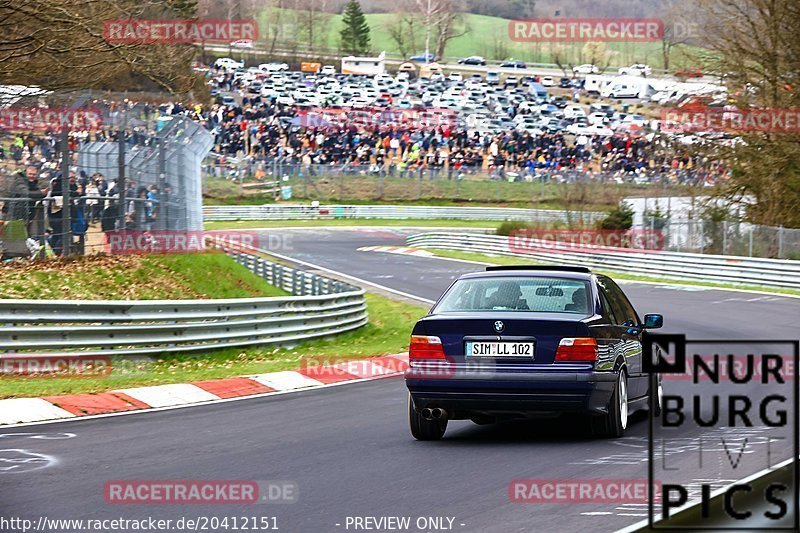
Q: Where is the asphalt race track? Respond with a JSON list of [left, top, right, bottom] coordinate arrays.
[[2, 228, 798, 533]]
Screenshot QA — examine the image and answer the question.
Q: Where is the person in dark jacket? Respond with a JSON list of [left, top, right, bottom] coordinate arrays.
[[7, 165, 46, 236]]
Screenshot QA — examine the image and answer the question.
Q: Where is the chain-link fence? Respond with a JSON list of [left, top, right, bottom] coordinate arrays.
[[646, 220, 800, 259], [0, 101, 213, 258], [78, 115, 213, 232], [201, 158, 676, 204]]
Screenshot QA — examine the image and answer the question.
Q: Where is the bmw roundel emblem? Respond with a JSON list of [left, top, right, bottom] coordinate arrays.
[[494, 320, 505, 333]]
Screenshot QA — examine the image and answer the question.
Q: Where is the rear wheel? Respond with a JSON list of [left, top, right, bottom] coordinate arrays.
[[652, 379, 663, 417], [408, 394, 447, 441], [591, 371, 628, 438]]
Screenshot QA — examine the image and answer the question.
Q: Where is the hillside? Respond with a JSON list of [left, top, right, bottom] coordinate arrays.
[[256, 9, 700, 70]]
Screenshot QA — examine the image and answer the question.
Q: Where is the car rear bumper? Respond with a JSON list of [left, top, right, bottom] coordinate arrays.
[[405, 368, 618, 416]]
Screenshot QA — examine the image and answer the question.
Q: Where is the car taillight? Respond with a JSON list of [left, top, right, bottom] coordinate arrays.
[[409, 335, 446, 361], [555, 338, 598, 362]]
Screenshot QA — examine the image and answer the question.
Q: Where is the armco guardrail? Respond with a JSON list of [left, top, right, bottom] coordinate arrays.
[[0, 251, 367, 357], [406, 232, 800, 290], [204, 204, 605, 223]]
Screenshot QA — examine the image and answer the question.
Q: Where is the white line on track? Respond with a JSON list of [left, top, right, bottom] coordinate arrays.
[[263, 249, 436, 305]]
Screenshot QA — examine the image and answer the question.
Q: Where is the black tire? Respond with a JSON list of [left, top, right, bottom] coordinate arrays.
[[652, 378, 663, 417], [591, 370, 628, 438], [408, 394, 447, 441]]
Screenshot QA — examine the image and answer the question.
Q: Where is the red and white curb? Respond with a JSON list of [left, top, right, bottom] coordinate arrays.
[[0, 354, 409, 426], [357, 245, 435, 257]]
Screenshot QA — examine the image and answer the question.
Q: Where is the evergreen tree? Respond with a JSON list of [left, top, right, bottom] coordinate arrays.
[[339, 0, 371, 55]]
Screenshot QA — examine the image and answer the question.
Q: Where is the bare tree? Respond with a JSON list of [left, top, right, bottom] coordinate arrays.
[[408, 0, 469, 60], [694, 0, 800, 228], [385, 14, 419, 58], [659, 0, 702, 71], [0, 0, 198, 94], [581, 42, 613, 73], [295, 0, 332, 50]]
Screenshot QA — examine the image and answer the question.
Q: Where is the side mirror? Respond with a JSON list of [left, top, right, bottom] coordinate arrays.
[[643, 313, 663, 329]]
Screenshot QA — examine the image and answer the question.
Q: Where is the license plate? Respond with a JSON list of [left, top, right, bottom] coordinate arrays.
[[466, 342, 535, 357]]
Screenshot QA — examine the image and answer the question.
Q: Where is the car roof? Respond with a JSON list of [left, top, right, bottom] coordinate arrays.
[[457, 268, 595, 282]]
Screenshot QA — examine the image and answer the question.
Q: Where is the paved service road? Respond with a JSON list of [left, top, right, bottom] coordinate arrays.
[[2, 228, 797, 533]]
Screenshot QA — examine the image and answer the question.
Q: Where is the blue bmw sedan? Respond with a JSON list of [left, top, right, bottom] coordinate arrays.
[[405, 266, 663, 440]]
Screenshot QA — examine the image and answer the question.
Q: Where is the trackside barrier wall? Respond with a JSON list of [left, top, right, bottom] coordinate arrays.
[[405, 232, 800, 290], [203, 204, 605, 223], [0, 251, 367, 357]]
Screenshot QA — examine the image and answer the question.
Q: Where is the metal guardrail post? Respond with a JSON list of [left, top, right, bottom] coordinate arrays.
[[723, 220, 728, 256]]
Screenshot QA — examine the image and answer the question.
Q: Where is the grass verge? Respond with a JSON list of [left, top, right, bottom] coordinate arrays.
[[0, 293, 426, 399], [0, 253, 288, 300], [424, 248, 800, 298]]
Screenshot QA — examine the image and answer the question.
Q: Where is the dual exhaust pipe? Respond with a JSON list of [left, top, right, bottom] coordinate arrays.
[[420, 407, 448, 420]]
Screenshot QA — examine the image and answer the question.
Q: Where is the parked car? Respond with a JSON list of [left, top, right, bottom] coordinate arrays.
[[259, 62, 289, 72], [486, 71, 501, 85], [619, 64, 652, 77], [675, 67, 703, 79], [573, 64, 600, 75], [410, 52, 437, 63], [214, 57, 244, 70], [458, 56, 487, 66], [540, 76, 555, 87], [559, 77, 573, 88]]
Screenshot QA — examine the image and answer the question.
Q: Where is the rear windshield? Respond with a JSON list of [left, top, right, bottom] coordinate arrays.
[[434, 276, 592, 314]]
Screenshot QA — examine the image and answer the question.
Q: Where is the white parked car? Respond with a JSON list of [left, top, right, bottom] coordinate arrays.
[[567, 123, 614, 136], [573, 64, 600, 75], [587, 112, 611, 125], [563, 105, 586, 119], [619, 64, 652, 77], [448, 72, 463, 82], [602, 82, 641, 98], [540, 76, 555, 87], [320, 65, 337, 76], [621, 114, 648, 128], [259, 62, 289, 72], [214, 57, 244, 70]]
